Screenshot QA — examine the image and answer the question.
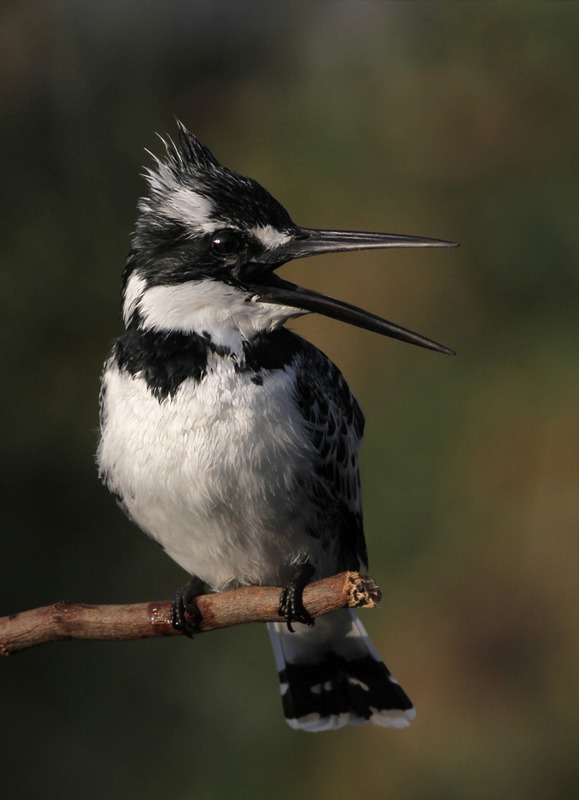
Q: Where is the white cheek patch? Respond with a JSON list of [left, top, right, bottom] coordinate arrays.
[[137, 279, 305, 349], [138, 281, 241, 333], [122, 273, 148, 326]]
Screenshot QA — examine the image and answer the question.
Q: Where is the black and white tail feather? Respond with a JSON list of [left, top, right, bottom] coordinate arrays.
[[268, 611, 415, 731]]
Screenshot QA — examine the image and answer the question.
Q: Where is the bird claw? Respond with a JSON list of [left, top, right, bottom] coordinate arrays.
[[278, 562, 316, 632], [171, 576, 205, 637]]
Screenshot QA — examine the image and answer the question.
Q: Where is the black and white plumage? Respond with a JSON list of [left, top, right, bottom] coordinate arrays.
[[98, 124, 456, 731]]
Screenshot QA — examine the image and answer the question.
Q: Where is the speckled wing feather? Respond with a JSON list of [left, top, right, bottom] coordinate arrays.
[[291, 340, 368, 571]]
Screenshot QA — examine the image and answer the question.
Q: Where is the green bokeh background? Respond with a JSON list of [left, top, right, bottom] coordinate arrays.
[[1, 2, 578, 798]]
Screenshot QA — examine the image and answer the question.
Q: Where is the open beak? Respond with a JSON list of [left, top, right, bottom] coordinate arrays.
[[245, 227, 458, 355]]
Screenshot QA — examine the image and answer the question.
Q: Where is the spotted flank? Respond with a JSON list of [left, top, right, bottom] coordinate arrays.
[[267, 610, 415, 731]]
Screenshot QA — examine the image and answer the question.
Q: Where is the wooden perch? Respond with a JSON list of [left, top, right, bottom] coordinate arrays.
[[0, 571, 381, 657]]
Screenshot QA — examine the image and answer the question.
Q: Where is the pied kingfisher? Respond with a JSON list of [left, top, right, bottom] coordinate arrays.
[[97, 123, 456, 732]]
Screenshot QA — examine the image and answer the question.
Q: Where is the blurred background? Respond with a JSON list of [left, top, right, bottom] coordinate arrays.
[[1, 1, 578, 798]]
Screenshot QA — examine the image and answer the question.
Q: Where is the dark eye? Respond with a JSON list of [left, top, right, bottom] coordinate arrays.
[[210, 229, 242, 256]]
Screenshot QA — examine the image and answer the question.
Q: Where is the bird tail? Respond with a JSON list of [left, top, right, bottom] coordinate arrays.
[[267, 609, 415, 732]]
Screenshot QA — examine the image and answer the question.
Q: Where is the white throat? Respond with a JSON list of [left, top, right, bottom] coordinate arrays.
[[123, 273, 305, 351]]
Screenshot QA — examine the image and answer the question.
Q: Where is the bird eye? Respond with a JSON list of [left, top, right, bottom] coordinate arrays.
[[210, 229, 242, 256]]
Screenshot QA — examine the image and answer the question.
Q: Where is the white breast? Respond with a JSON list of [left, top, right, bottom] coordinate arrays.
[[98, 355, 323, 589]]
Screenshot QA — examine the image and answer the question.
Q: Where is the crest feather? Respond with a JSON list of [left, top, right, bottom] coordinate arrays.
[[167, 121, 221, 173]]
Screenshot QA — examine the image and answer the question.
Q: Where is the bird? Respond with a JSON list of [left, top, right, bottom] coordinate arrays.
[[97, 122, 456, 732]]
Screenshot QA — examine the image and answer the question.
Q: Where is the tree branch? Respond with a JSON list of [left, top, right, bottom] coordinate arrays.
[[0, 572, 381, 656]]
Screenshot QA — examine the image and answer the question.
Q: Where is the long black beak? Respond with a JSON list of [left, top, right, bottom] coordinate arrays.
[[246, 227, 458, 355]]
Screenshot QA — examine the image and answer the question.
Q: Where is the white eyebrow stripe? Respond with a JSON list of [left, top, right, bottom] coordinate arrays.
[[161, 187, 217, 233]]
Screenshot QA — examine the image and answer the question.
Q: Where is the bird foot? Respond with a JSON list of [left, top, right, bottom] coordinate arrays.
[[278, 562, 315, 633], [171, 576, 206, 637]]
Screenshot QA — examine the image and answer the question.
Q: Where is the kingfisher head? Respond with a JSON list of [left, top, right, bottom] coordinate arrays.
[[122, 122, 457, 353]]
